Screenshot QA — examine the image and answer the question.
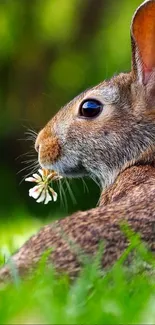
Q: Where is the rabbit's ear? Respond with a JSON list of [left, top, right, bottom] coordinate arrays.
[[131, 0, 155, 85]]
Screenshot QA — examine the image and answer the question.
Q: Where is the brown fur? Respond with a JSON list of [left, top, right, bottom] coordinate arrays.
[[0, 164, 155, 281], [1, 0, 155, 281], [35, 123, 61, 164]]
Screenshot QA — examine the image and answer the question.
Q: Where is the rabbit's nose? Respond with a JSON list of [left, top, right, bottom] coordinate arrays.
[[35, 143, 40, 153], [35, 129, 44, 153], [35, 125, 61, 165], [35, 134, 41, 153]]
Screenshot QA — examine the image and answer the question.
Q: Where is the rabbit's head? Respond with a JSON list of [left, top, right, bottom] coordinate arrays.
[[35, 0, 155, 187]]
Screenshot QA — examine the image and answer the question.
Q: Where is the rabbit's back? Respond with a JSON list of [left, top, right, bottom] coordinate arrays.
[[0, 164, 154, 281]]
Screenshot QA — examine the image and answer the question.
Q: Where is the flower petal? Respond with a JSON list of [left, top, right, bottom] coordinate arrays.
[[26, 168, 61, 204], [32, 173, 42, 181], [44, 191, 52, 204], [38, 168, 44, 176], [47, 172, 63, 182], [29, 185, 43, 199], [25, 177, 37, 182], [52, 175, 63, 181], [49, 187, 58, 202], [36, 189, 46, 203], [52, 191, 58, 202]]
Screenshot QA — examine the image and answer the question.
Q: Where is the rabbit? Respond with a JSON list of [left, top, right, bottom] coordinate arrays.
[[0, 0, 155, 281]]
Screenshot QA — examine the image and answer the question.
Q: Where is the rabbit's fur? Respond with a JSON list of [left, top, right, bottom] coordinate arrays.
[[1, 0, 155, 281], [36, 72, 155, 187]]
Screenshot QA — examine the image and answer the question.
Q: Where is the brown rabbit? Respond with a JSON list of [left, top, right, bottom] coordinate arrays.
[[0, 0, 155, 281]]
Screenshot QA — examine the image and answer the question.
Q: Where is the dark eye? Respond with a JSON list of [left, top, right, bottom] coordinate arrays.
[[79, 99, 103, 118]]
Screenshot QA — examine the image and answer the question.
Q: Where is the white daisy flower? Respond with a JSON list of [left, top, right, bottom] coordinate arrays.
[[25, 169, 62, 204]]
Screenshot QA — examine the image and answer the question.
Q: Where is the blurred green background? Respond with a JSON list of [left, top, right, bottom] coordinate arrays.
[[0, 0, 141, 246]]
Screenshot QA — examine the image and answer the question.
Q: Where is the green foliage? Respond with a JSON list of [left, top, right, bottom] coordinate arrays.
[[0, 232, 154, 324], [0, 0, 142, 218]]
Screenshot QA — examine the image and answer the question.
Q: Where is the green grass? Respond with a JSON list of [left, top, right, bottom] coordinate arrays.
[[0, 216, 155, 324]]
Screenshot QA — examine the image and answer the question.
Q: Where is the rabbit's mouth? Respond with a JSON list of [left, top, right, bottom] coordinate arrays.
[[55, 162, 87, 178], [36, 133, 88, 177], [39, 156, 88, 178]]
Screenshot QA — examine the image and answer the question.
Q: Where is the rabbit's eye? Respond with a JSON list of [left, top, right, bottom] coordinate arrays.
[[79, 99, 103, 118]]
